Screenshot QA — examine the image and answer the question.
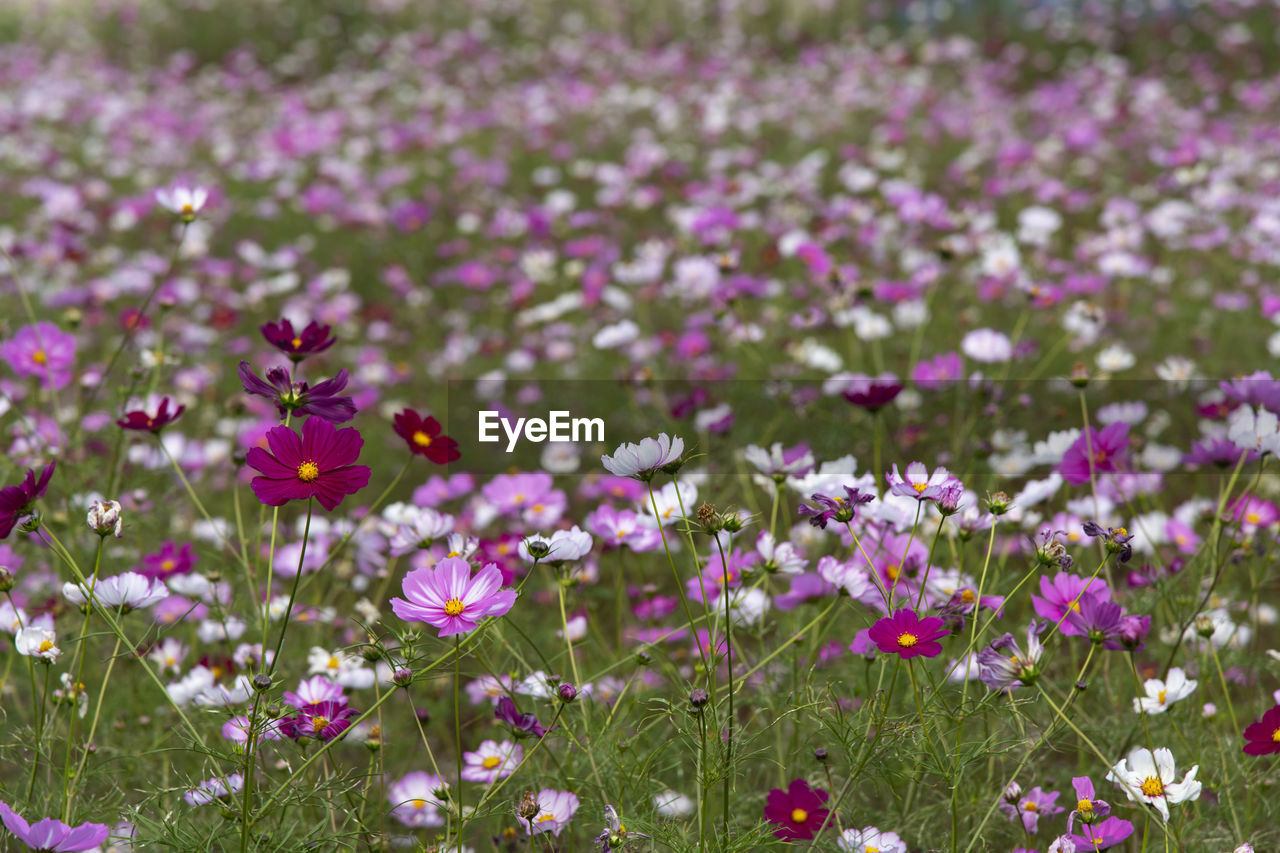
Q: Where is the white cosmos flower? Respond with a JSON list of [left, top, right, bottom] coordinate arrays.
[[1134, 667, 1197, 715], [155, 184, 208, 219], [601, 433, 684, 479], [15, 626, 60, 662], [961, 328, 1013, 363], [519, 526, 593, 562], [63, 572, 168, 611], [1227, 406, 1280, 456], [838, 825, 908, 853], [653, 789, 695, 817], [1106, 747, 1201, 823], [637, 480, 696, 528]]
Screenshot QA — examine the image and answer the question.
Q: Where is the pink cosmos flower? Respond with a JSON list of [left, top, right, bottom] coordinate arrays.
[[886, 462, 956, 502], [246, 417, 371, 511], [390, 557, 518, 637], [1059, 423, 1129, 486], [1, 322, 77, 390], [0, 800, 108, 851], [867, 608, 950, 659], [1031, 572, 1112, 637]]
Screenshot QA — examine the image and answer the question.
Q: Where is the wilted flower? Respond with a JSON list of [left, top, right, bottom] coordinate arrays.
[[117, 397, 186, 433]]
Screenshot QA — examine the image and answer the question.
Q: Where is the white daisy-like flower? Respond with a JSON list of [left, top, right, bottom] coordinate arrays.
[[155, 184, 208, 221], [837, 825, 909, 853], [1134, 666, 1198, 715], [15, 626, 60, 662], [601, 433, 685, 480], [1105, 746, 1201, 823], [961, 328, 1013, 363]]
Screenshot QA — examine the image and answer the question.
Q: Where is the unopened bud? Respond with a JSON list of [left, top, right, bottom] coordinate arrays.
[[252, 674, 272, 693], [86, 500, 123, 538], [689, 688, 709, 711], [556, 682, 578, 703]]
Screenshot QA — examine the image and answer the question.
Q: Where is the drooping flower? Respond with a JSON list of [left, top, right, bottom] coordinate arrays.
[[1067, 776, 1112, 835], [1133, 667, 1197, 715], [1242, 703, 1280, 755], [595, 804, 651, 851], [392, 409, 460, 464], [977, 621, 1045, 691], [0, 462, 55, 539], [1000, 786, 1063, 834], [260, 318, 336, 361], [1105, 747, 1201, 823], [495, 695, 552, 739], [117, 397, 186, 433], [238, 361, 356, 423], [519, 527, 593, 563], [1059, 423, 1130, 485], [601, 433, 684, 480], [389, 557, 518, 637], [246, 417, 371, 511], [867, 608, 950, 660], [840, 373, 904, 411], [461, 740, 522, 784], [0, 800, 109, 851], [1, 322, 77, 390], [763, 779, 830, 841]]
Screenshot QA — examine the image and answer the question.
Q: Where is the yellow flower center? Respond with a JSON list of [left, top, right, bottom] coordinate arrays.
[[444, 598, 465, 617], [960, 589, 976, 604], [161, 559, 176, 572], [327, 656, 340, 669], [311, 715, 329, 732], [1271, 726, 1280, 743], [886, 564, 901, 580], [297, 461, 320, 482], [1114, 527, 1127, 537], [411, 799, 426, 809], [912, 482, 927, 493], [38, 639, 54, 653], [1069, 599, 1082, 613], [790, 808, 808, 823], [537, 814, 557, 823], [1023, 801, 1038, 812], [513, 493, 525, 504], [31, 349, 47, 365], [412, 430, 433, 447], [1157, 690, 1167, 705], [1140, 776, 1164, 797], [482, 756, 502, 769], [291, 337, 303, 349], [1247, 512, 1260, 524], [866, 847, 880, 853], [1077, 799, 1093, 813], [897, 632, 918, 648]]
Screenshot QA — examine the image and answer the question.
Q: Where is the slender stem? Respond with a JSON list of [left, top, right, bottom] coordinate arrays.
[[266, 499, 314, 677]]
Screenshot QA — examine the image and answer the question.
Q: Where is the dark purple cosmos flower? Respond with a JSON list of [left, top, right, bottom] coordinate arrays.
[[999, 785, 1062, 834], [260, 318, 336, 362], [137, 541, 197, 580], [1242, 703, 1280, 755], [1081, 522, 1134, 563], [841, 373, 903, 412], [496, 695, 553, 739], [238, 361, 356, 423], [279, 700, 357, 742], [392, 409, 460, 464], [763, 779, 830, 841], [1111, 613, 1152, 652], [1060, 423, 1129, 486], [868, 608, 950, 659], [0, 800, 109, 851], [116, 397, 185, 433], [246, 417, 371, 511], [0, 462, 55, 539], [1183, 437, 1257, 468], [1069, 816, 1135, 851], [797, 487, 873, 529], [1065, 591, 1124, 645]]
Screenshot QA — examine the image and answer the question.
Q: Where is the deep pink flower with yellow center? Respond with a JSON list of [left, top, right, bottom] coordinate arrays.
[[867, 607, 950, 659], [1242, 703, 1280, 756], [762, 778, 830, 841], [246, 417, 370, 511], [390, 556, 517, 637], [392, 408, 460, 464]]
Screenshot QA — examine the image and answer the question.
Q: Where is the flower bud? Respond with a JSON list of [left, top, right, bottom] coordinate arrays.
[[1194, 613, 1216, 638], [556, 682, 578, 703], [0, 566, 14, 593], [517, 790, 541, 821], [392, 668, 413, 687], [252, 674, 272, 693], [986, 491, 1012, 516], [689, 688, 709, 711], [813, 747, 828, 762], [1003, 781, 1023, 804], [86, 500, 123, 538]]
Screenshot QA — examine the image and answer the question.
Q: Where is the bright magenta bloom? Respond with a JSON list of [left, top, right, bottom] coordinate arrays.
[[1242, 703, 1280, 756], [246, 417, 370, 511], [867, 608, 950, 659], [390, 557, 517, 637]]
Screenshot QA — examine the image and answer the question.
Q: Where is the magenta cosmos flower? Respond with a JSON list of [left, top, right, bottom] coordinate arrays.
[[393, 409, 460, 464], [1059, 423, 1129, 485], [868, 608, 950, 659], [390, 557, 518, 637], [1242, 703, 1280, 755], [763, 779, 830, 841], [116, 397, 185, 433], [0, 462, 55, 539], [0, 800, 109, 851], [260, 318, 335, 362], [246, 417, 371, 511], [2, 322, 76, 390]]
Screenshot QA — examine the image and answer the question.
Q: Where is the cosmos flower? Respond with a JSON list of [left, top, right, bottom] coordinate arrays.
[[1241, 703, 1280, 756], [184, 773, 244, 806], [387, 772, 447, 828], [744, 442, 815, 480], [238, 361, 356, 423], [868, 608, 950, 660], [389, 557, 518, 637], [155, 184, 208, 221], [392, 409, 460, 464], [246, 417, 371, 511], [137, 541, 197, 580], [0, 800, 109, 851], [0, 462, 55, 539], [15, 626, 60, 662], [519, 526, 593, 562], [461, 740, 522, 784], [1066, 776, 1112, 835], [1059, 423, 1129, 486], [886, 462, 957, 503], [1068, 816, 1135, 851], [798, 486, 874, 529], [978, 621, 1045, 691], [1, 322, 77, 390], [1133, 667, 1197, 715], [763, 779, 830, 841], [495, 695, 553, 739], [1031, 573, 1112, 636], [595, 804, 651, 852], [63, 572, 168, 612], [837, 826, 908, 853], [601, 433, 684, 480], [1000, 786, 1063, 834], [840, 373, 904, 411], [1065, 591, 1124, 645], [525, 789, 579, 837], [278, 700, 358, 742], [1105, 747, 1201, 823], [260, 318, 336, 361], [116, 397, 186, 433]]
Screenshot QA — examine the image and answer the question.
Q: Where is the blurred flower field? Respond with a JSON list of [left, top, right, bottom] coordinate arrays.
[[2, 0, 1280, 850]]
